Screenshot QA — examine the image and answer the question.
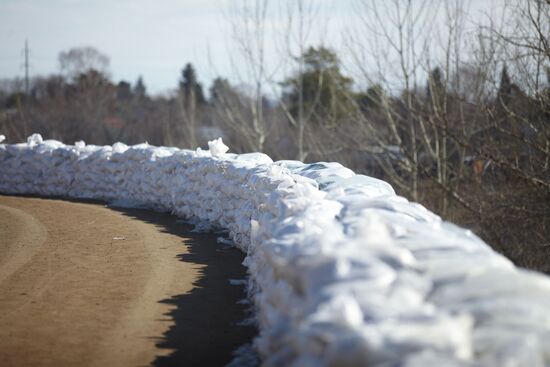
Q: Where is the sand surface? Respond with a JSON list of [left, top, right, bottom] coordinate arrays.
[[0, 195, 255, 367]]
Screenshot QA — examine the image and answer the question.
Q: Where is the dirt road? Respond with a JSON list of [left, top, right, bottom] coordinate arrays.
[[0, 195, 255, 367]]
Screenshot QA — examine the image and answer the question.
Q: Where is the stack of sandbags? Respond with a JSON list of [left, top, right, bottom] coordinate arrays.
[[1, 133, 550, 367]]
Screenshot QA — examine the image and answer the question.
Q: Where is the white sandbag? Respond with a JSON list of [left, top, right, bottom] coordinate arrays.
[[1, 134, 550, 367]]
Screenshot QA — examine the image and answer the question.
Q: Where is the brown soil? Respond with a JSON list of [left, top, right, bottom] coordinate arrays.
[[0, 195, 255, 367]]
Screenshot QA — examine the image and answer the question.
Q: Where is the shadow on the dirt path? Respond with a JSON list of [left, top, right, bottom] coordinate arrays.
[[0, 194, 258, 367], [114, 207, 258, 367]]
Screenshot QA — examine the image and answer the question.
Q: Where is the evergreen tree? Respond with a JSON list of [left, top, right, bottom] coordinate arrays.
[[179, 63, 205, 104], [117, 81, 132, 101], [178, 63, 205, 147], [134, 76, 146, 99], [542, 67, 550, 113], [498, 65, 513, 104], [282, 46, 354, 124], [427, 67, 445, 109], [209, 77, 235, 104], [358, 84, 385, 113]]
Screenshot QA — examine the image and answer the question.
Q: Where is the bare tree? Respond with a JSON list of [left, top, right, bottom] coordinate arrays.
[[275, 0, 325, 161], [345, 0, 441, 201], [220, 0, 273, 152], [58, 47, 110, 81]]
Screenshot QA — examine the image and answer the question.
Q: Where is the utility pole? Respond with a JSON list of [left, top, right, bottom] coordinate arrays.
[[23, 40, 30, 95]]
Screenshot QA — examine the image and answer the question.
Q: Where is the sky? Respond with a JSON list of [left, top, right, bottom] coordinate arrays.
[[0, 0, 351, 95], [0, 0, 498, 96], [0, 0, 236, 95]]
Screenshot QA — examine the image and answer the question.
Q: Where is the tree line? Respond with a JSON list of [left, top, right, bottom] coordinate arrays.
[[1, 0, 549, 273]]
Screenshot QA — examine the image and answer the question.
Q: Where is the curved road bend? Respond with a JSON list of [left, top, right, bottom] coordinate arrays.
[[0, 195, 255, 367]]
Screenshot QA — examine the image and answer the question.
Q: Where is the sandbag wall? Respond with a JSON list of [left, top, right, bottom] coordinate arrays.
[[1, 134, 550, 367]]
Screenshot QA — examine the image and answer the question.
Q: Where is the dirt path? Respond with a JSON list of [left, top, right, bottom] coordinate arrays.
[[0, 195, 255, 367]]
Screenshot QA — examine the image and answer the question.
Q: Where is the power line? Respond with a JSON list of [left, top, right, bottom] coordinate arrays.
[[23, 40, 30, 95]]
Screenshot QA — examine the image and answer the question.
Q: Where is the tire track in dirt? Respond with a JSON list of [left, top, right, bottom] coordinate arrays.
[[0, 203, 47, 284]]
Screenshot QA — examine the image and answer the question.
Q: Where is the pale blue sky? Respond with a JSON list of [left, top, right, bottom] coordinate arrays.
[[0, 0, 498, 95], [0, 0, 349, 95], [0, 0, 236, 94]]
